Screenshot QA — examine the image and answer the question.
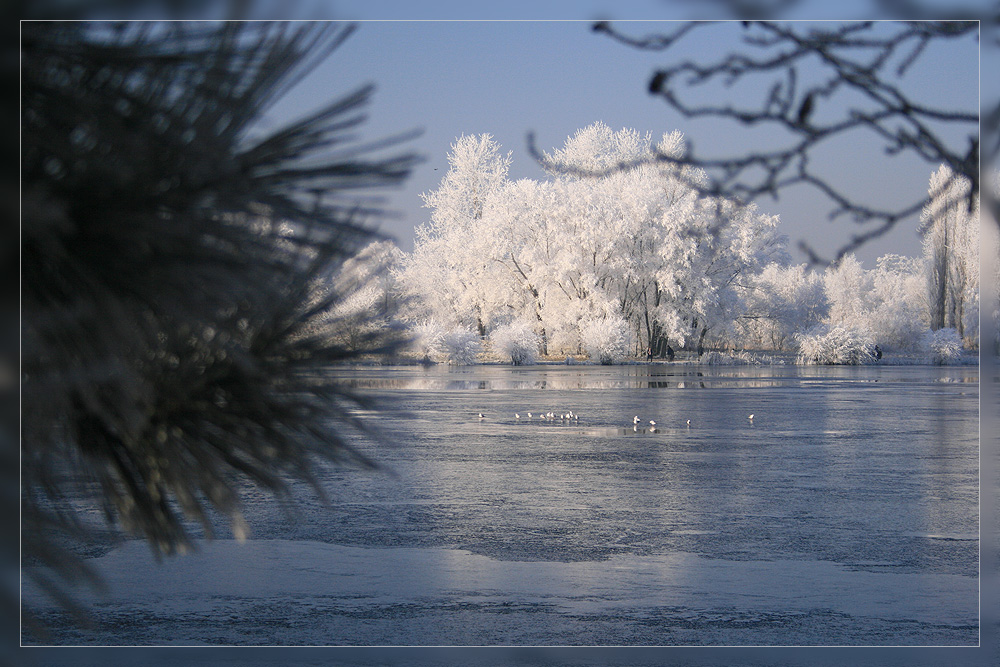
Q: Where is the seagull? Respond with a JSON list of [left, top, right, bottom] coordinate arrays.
[[478, 413, 485, 420], [649, 420, 656, 427], [515, 413, 520, 420], [686, 419, 691, 426], [633, 415, 641, 425], [748, 413, 755, 422], [527, 412, 532, 419]]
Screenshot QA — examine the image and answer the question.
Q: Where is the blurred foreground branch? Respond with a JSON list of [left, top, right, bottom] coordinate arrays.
[[532, 20, 979, 265], [21, 20, 419, 623]]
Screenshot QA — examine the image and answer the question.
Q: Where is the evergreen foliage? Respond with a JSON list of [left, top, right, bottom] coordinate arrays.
[[21, 21, 419, 610]]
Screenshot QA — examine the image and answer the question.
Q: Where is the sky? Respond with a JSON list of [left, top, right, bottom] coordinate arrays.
[[261, 19, 979, 266]]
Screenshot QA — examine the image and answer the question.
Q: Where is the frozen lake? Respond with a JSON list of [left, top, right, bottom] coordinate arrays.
[[23, 363, 980, 646]]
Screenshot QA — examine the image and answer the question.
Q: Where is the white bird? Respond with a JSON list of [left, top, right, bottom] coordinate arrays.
[[686, 419, 691, 426], [515, 413, 520, 420], [633, 415, 641, 424], [649, 420, 656, 427], [748, 413, 755, 422], [478, 413, 485, 419], [527, 412, 532, 419]]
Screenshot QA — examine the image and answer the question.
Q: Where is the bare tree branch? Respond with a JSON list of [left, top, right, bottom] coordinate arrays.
[[533, 20, 979, 266]]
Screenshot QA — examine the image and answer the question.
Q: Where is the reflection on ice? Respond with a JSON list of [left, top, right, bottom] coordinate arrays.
[[331, 363, 978, 392]]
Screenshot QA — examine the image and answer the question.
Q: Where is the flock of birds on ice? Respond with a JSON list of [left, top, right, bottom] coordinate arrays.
[[475, 411, 755, 431]]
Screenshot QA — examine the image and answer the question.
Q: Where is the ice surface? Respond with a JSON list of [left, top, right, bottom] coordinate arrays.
[[22, 364, 980, 646]]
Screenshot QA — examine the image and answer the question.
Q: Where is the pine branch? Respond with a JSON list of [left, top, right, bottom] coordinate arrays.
[[21, 20, 420, 617]]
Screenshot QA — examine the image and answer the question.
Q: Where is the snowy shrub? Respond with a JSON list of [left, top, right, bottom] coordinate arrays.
[[703, 350, 781, 366], [407, 322, 481, 364], [489, 321, 540, 365], [796, 326, 880, 365], [408, 321, 443, 361], [923, 328, 962, 365], [580, 316, 630, 364], [702, 351, 736, 365], [437, 327, 483, 365]]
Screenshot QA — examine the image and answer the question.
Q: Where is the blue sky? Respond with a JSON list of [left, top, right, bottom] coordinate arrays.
[[263, 19, 980, 265]]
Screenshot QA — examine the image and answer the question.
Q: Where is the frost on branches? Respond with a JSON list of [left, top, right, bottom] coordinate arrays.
[[397, 124, 788, 363], [822, 254, 928, 354], [579, 316, 631, 365], [923, 328, 963, 365], [919, 165, 979, 349], [796, 326, 880, 366], [323, 240, 406, 353], [393, 127, 978, 366], [489, 321, 541, 365], [408, 321, 482, 365]]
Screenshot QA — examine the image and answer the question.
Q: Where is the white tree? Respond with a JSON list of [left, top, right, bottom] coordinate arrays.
[[334, 240, 405, 317], [920, 164, 979, 342], [541, 121, 652, 177], [820, 253, 933, 353], [866, 254, 930, 352], [402, 123, 796, 360], [823, 254, 874, 327], [673, 199, 790, 352], [737, 263, 828, 350], [922, 328, 963, 365], [399, 134, 514, 335]]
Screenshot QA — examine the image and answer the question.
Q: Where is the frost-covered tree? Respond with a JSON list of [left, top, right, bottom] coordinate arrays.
[[923, 327, 964, 365], [324, 240, 406, 353], [823, 255, 874, 326], [920, 164, 980, 342], [402, 123, 793, 362], [484, 177, 577, 356], [673, 199, 790, 352], [866, 254, 931, 352], [737, 263, 828, 350], [541, 121, 653, 176], [435, 326, 483, 365], [821, 253, 932, 353], [404, 320, 482, 365], [401, 134, 513, 336]]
